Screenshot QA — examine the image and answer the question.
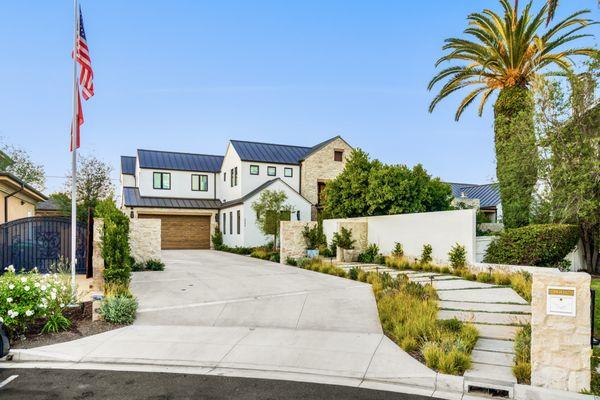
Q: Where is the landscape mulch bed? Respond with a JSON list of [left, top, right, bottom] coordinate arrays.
[[10, 301, 124, 349]]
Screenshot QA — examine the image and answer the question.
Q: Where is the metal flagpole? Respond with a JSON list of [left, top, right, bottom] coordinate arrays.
[[70, 0, 79, 294]]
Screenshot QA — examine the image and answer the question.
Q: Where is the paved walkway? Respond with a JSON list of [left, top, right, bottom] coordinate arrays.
[[337, 263, 530, 390], [6, 251, 444, 398]]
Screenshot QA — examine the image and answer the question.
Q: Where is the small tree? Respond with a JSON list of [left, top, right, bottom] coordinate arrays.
[[65, 155, 114, 215], [0, 142, 46, 191], [448, 243, 467, 270], [302, 224, 325, 250], [332, 227, 355, 250], [251, 190, 292, 250], [95, 199, 131, 285], [420, 244, 433, 264]]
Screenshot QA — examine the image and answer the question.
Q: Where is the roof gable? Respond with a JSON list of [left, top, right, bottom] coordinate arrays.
[[137, 149, 224, 173], [121, 156, 136, 175], [448, 182, 500, 208]]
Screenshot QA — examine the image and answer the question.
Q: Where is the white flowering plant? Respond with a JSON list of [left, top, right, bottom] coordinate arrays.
[[0, 265, 74, 337]]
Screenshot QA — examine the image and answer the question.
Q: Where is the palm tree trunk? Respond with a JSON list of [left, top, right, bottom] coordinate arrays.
[[494, 86, 538, 228]]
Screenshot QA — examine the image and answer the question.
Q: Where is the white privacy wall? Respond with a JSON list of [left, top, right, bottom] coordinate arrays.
[[323, 209, 477, 264]]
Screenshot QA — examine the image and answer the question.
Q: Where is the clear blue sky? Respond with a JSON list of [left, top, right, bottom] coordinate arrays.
[[0, 1, 597, 193]]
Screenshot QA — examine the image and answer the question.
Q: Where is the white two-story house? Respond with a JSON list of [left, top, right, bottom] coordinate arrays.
[[120, 136, 352, 249]]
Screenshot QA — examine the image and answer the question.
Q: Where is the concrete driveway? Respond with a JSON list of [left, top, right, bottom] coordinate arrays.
[[132, 250, 382, 333], [7, 251, 439, 397]]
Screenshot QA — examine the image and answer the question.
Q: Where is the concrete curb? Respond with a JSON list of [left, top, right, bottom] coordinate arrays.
[[3, 352, 596, 400]]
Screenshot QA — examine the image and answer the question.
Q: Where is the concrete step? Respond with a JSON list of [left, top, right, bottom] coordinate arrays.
[[471, 349, 514, 367], [465, 362, 516, 384], [439, 300, 531, 314], [473, 323, 519, 341], [437, 287, 529, 305], [411, 276, 459, 283], [438, 310, 529, 326], [431, 280, 495, 291], [474, 338, 515, 354], [408, 272, 444, 278]]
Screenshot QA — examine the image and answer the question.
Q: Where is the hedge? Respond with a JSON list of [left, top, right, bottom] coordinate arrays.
[[483, 224, 578, 267]]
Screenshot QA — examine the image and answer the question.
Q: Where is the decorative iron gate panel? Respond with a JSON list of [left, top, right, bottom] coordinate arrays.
[[0, 217, 87, 274]]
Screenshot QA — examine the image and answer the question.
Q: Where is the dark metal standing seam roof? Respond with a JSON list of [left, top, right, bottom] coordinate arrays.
[[137, 149, 224, 172], [123, 187, 222, 209], [121, 156, 136, 175], [447, 182, 500, 208], [230, 140, 312, 164]]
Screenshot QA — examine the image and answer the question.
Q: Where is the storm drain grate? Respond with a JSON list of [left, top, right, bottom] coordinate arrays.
[[467, 385, 510, 398]]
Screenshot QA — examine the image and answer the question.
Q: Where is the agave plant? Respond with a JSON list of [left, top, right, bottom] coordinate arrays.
[[428, 0, 596, 228]]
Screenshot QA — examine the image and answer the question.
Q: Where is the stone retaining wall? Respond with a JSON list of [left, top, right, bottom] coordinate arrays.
[[129, 218, 161, 262], [92, 219, 104, 291]]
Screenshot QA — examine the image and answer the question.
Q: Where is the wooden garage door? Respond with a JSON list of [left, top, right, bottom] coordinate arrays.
[[139, 215, 211, 250]]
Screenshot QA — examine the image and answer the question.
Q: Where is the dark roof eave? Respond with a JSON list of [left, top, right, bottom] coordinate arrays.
[[0, 172, 47, 201]]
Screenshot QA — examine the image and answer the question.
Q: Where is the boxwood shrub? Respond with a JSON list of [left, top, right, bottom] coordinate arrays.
[[483, 224, 578, 267]]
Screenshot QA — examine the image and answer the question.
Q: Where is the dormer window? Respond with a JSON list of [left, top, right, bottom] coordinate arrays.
[[153, 172, 171, 190]]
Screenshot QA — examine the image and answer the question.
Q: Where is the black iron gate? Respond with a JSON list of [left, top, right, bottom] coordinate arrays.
[[0, 216, 88, 274]]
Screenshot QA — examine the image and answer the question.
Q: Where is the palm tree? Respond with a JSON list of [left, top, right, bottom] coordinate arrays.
[[428, 0, 596, 228]]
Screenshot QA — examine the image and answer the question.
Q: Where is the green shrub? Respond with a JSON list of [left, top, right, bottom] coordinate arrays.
[[95, 199, 132, 285], [440, 266, 451, 274], [448, 243, 467, 270], [250, 248, 270, 260], [422, 342, 443, 370], [476, 272, 493, 283], [357, 244, 380, 263], [319, 245, 333, 258], [438, 350, 471, 375], [217, 245, 255, 255], [211, 228, 224, 249], [332, 227, 355, 250], [374, 254, 386, 265], [302, 224, 326, 250], [145, 259, 165, 271], [348, 266, 361, 280], [269, 253, 280, 263], [400, 336, 419, 353], [0, 267, 74, 338], [483, 224, 579, 268], [510, 272, 532, 303], [513, 324, 531, 383], [392, 242, 404, 257], [420, 244, 432, 264], [99, 295, 138, 325], [131, 261, 145, 272], [492, 271, 512, 286], [286, 257, 297, 266], [104, 282, 132, 298]]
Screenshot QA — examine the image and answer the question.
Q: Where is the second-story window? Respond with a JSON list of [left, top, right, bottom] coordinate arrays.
[[191, 174, 208, 191], [234, 167, 238, 186], [153, 172, 171, 190], [250, 165, 259, 175], [334, 150, 344, 162], [284, 167, 293, 177], [267, 166, 276, 176]]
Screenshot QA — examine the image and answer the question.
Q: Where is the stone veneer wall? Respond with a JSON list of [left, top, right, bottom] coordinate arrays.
[[92, 218, 104, 291], [300, 137, 353, 218], [531, 271, 591, 392], [129, 218, 161, 262], [280, 221, 316, 263], [337, 220, 368, 252]]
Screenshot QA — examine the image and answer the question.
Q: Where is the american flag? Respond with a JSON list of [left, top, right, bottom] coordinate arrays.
[[76, 6, 94, 100], [71, 5, 93, 151]]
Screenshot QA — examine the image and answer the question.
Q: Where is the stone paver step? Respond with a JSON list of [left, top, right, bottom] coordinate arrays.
[[431, 280, 495, 291], [408, 272, 444, 278], [471, 349, 514, 367], [438, 310, 529, 326], [474, 338, 515, 354], [411, 276, 460, 283], [437, 287, 528, 305], [473, 323, 519, 341], [465, 362, 516, 387], [439, 300, 531, 314]]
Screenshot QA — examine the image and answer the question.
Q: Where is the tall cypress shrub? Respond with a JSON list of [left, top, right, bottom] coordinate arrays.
[[95, 199, 132, 284]]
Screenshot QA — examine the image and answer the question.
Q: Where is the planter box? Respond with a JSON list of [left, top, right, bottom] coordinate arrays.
[[306, 249, 320, 259], [336, 247, 361, 263]]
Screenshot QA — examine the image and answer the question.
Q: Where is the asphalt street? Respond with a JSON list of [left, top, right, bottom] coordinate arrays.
[[0, 368, 442, 400]]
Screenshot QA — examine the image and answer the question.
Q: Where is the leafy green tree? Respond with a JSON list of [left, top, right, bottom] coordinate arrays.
[[322, 149, 376, 218], [428, 0, 596, 228], [0, 142, 46, 191], [95, 198, 131, 284], [323, 149, 452, 218], [251, 189, 292, 250], [534, 54, 600, 272]]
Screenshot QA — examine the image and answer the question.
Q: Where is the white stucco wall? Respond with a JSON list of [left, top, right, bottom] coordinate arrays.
[[241, 161, 300, 195], [219, 144, 242, 202], [323, 209, 477, 264], [221, 179, 312, 248], [220, 204, 245, 247], [138, 168, 217, 199]]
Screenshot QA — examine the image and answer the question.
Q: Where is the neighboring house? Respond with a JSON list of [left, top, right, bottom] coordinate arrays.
[[448, 182, 502, 223], [120, 136, 352, 249], [0, 172, 47, 223], [35, 198, 67, 217]]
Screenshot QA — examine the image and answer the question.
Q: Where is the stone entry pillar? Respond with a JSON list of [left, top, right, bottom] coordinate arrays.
[[280, 221, 316, 263], [531, 271, 591, 392]]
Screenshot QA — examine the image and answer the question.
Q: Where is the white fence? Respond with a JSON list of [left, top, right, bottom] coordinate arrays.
[[323, 209, 477, 265]]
